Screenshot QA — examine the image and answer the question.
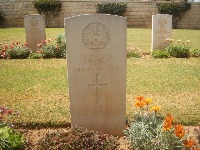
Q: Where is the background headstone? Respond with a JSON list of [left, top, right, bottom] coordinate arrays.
[[65, 14, 127, 136], [24, 14, 46, 52], [151, 14, 172, 51]]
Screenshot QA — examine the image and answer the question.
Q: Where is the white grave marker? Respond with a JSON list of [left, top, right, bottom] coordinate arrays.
[[65, 14, 127, 136], [24, 14, 46, 51], [151, 14, 172, 51]]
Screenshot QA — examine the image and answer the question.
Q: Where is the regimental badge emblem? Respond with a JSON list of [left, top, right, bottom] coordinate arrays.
[[29, 17, 38, 26], [82, 23, 110, 49]]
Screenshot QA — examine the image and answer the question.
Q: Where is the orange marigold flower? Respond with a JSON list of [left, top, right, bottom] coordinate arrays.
[[174, 124, 185, 138], [165, 114, 174, 123], [135, 96, 144, 102], [163, 114, 174, 131], [151, 106, 160, 112], [144, 98, 152, 105], [183, 138, 196, 148], [163, 121, 173, 131], [134, 101, 145, 108]]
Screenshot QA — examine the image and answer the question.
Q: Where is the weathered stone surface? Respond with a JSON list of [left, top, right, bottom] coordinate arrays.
[[24, 14, 46, 52], [151, 14, 172, 51], [65, 14, 127, 136]]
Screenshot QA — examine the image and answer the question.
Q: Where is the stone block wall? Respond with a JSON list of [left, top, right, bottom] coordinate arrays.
[[125, 2, 158, 28], [177, 3, 200, 29], [0, 0, 200, 29]]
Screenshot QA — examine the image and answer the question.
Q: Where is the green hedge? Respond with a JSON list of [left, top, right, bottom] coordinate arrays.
[[96, 2, 127, 16]]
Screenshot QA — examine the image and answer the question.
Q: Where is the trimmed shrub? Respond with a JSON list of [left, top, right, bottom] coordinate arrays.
[[33, 0, 62, 27], [96, 2, 127, 16], [157, 2, 191, 28]]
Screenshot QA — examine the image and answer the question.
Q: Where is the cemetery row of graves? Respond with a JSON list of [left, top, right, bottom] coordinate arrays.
[[0, 14, 200, 149]]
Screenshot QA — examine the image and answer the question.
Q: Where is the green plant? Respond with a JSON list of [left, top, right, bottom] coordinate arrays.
[[96, 2, 127, 16], [127, 50, 141, 58], [28, 52, 43, 59], [151, 50, 171, 58], [33, 0, 62, 27], [5, 42, 30, 59], [0, 126, 24, 150], [190, 49, 200, 57], [124, 96, 200, 150], [36, 127, 119, 149], [0, 106, 24, 150], [166, 39, 190, 58], [55, 33, 66, 58], [157, 1, 191, 28]]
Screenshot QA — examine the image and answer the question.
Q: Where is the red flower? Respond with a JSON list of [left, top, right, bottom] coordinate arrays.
[[24, 43, 28, 47], [37, 50, 43, 53]]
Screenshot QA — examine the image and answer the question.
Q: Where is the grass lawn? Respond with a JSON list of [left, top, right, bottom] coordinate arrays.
[[0, 28, 200, 53], [0, 58, 200, 126]]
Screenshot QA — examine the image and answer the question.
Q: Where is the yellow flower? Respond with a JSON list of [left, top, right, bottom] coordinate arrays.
[[151, 106, 160, 112], [144, 98, 152, 105]]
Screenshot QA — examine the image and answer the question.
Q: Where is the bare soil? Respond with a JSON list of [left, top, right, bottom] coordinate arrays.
[[16, 125, 200, 150]]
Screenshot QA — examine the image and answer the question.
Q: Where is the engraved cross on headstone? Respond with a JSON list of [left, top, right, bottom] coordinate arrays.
[[88, 73, 107, 104]]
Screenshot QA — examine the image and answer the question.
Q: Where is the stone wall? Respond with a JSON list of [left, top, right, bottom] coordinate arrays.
[[0, 0, 200, 29], [177, 3, 200, 29]]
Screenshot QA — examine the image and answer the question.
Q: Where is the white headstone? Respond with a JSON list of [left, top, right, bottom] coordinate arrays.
[[24, 14, 46, 52], [151, 14, 172, 51], [65, 14, 127, 136]]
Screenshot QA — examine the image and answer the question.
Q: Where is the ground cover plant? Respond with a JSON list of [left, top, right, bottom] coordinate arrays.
[[0, 106, 24, 149], [125, 96, 200, 150]]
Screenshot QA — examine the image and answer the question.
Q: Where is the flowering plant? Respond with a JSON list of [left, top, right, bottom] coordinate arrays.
[[165, 38, 191, 58], [0, 106, 24, 149], [0, 42, 30, 59], [35, 34, 66, 59], [124, 96, 200, 150], [0, 106, 19, 127]]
